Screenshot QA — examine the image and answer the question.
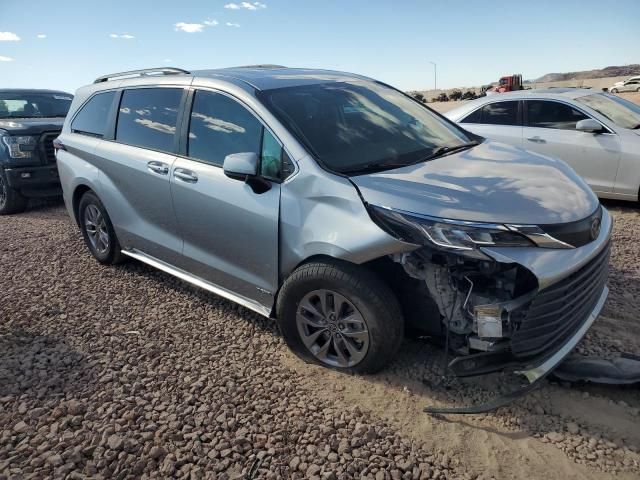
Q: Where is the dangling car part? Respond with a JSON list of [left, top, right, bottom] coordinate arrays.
[[361, 202, 611, 414]]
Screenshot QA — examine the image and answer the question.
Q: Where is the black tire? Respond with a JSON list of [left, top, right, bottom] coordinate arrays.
[[611, 88, 618, 94], [78, 191, 124, 265], [276, 259, 404, 374], [0, 167, 28, 215]]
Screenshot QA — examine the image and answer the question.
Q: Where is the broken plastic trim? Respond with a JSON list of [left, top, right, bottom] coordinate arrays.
[[424, 285, 608, 414]]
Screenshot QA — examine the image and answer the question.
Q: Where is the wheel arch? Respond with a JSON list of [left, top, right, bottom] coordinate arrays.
[[71, 184, 93, 227]]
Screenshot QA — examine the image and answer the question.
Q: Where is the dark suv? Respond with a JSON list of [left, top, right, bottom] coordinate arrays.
[[0, 89, 73, 214]]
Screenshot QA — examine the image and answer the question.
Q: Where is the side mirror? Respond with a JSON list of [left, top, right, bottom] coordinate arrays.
[[222, 151, 271, 194], [223, 152, 259, 180], [576, 119, 603, 133]]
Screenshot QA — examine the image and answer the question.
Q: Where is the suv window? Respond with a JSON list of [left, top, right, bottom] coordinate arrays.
[[71, 91, 115, 137], [188, 90, 262, 167], [527, 100, 588, 130], [480, 101, 519, 125], [116, 88, 182, 152]]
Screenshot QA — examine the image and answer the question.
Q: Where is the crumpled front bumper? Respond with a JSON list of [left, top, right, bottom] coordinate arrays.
[[516, 284, 608, 383]]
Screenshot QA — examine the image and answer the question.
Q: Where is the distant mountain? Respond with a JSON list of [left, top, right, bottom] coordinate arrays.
[[536, 65, 640, 83]]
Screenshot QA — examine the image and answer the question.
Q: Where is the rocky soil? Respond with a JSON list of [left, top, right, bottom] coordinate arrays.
[[1, 199, 639, 480]]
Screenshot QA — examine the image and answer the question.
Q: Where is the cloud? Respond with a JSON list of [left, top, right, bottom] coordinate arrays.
[[224, 2, 266, 10], [0, 55, 14, 62], [204, 19, 219, 26], [0, 32, 20, 42], [109, 33, 135, 39], [174, 22, 205, 33], [37, 34, 46, 39], [226, 22, 241, 27]]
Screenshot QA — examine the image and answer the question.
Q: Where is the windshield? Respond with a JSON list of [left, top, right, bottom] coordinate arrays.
[[576, 93, 640, 129], [0, 92, 73, 119], [257, 81, 471, 174]]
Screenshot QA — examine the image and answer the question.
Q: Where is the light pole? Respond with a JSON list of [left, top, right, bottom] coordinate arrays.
[[428, 61, 437, 93]]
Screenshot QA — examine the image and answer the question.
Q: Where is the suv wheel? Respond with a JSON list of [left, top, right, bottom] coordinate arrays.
[[0, 168, 28, 215], [276, 260, 404, 374], [78, 191, 124, 264]]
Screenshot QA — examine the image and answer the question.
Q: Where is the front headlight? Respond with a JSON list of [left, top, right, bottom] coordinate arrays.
[[1, 134, 38, 159], [368, 204, 534, 251]]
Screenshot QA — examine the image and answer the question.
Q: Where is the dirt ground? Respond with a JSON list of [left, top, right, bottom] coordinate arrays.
[[1, 199, 639, 480]]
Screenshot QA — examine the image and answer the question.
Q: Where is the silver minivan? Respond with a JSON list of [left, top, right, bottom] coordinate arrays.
[[57, 66, 611, 384]]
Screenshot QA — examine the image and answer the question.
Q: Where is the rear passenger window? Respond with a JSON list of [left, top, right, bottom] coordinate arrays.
[[480, 101, 519, 126], [188, 90, 262, 167], [460, 108, 482, 124], [116, 88, 182, 153], [527, 100, 588, 130], [71, 91, 115, 137]]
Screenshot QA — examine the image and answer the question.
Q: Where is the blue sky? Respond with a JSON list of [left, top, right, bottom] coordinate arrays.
[[0, 0, 638, 93]]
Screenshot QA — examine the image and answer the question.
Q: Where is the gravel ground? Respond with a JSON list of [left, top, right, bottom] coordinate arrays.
[[1, 199, 639, 480]]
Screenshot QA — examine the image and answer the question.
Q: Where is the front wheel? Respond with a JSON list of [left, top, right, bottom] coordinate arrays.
[[611, 88, 619, 94], [78, 191, 124, 265], [0, 168, 28, 215], [276, 260, 404, 374]]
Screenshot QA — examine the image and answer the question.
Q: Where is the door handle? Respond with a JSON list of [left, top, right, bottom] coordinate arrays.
[[526, 136, 546, 144], [147, 161, 169, 175], [173, 168, 198, 183]]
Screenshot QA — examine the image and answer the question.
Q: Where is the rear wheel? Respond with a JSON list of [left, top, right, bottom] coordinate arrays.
[[78, 191, 124, 264], [276, 260, 404, 374], [0, 168, 28, 215]]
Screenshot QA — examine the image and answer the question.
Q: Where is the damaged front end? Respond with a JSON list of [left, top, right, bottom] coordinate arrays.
[[368, 203, 612, 412]]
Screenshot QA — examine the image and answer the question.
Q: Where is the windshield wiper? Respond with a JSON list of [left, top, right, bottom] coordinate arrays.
[[418, 141, 479, 162], [341, 161, 416, 175], [341, 141, 480, 175]]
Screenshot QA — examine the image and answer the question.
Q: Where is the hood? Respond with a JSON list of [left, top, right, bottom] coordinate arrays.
[[351, 141, 599, 225], [0, 117, 65, 135]]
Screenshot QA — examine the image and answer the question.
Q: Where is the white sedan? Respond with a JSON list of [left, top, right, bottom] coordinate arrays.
[[445, 89, 640, 201], [610, 78, 640, 94]]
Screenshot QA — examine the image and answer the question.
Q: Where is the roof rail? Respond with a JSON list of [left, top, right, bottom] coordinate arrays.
[[94, 67, 191, 84], [231, 64, 287, 69]]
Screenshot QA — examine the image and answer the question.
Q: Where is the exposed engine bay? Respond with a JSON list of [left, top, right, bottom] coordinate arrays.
[[388, 245, 538, 358]]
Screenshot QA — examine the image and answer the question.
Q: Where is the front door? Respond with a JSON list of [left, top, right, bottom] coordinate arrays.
[[523, 100, 621, 194], [170, 89, 281, 310]]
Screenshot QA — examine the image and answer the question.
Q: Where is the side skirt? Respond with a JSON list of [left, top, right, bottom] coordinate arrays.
[[121, 249, 272, 317]]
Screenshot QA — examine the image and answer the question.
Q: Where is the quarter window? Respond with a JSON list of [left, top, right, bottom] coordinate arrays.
[[188, 90, 262, 167], [526, 100, 588, 130], [71, 91, 116, 137], [480, 101, 519, 125], [260, 129, 282, 180], [116, 88, 182, 153]]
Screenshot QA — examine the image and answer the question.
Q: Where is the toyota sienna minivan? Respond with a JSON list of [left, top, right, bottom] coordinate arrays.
[[56, 66, 611, 385]]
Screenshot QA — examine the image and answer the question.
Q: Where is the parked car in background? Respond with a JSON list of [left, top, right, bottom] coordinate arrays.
[[0, 89, 73, 214], [445, 88, 640, 201], [57, 67, 610, 383], [610, 78, 640, 93]]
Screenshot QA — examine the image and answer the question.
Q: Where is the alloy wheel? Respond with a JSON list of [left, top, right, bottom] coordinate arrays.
[[84, 204, 110, 254], [296, 289, 370, 368]]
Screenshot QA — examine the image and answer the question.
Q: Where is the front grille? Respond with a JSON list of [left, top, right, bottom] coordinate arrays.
[[510, 242, 610, 358], [539, 206, 603, 248], [40, 132, 60, 165]]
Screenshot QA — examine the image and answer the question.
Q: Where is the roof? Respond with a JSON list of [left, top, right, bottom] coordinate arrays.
[[192, 66, 374, 90], [0, 89, 73, 95]]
